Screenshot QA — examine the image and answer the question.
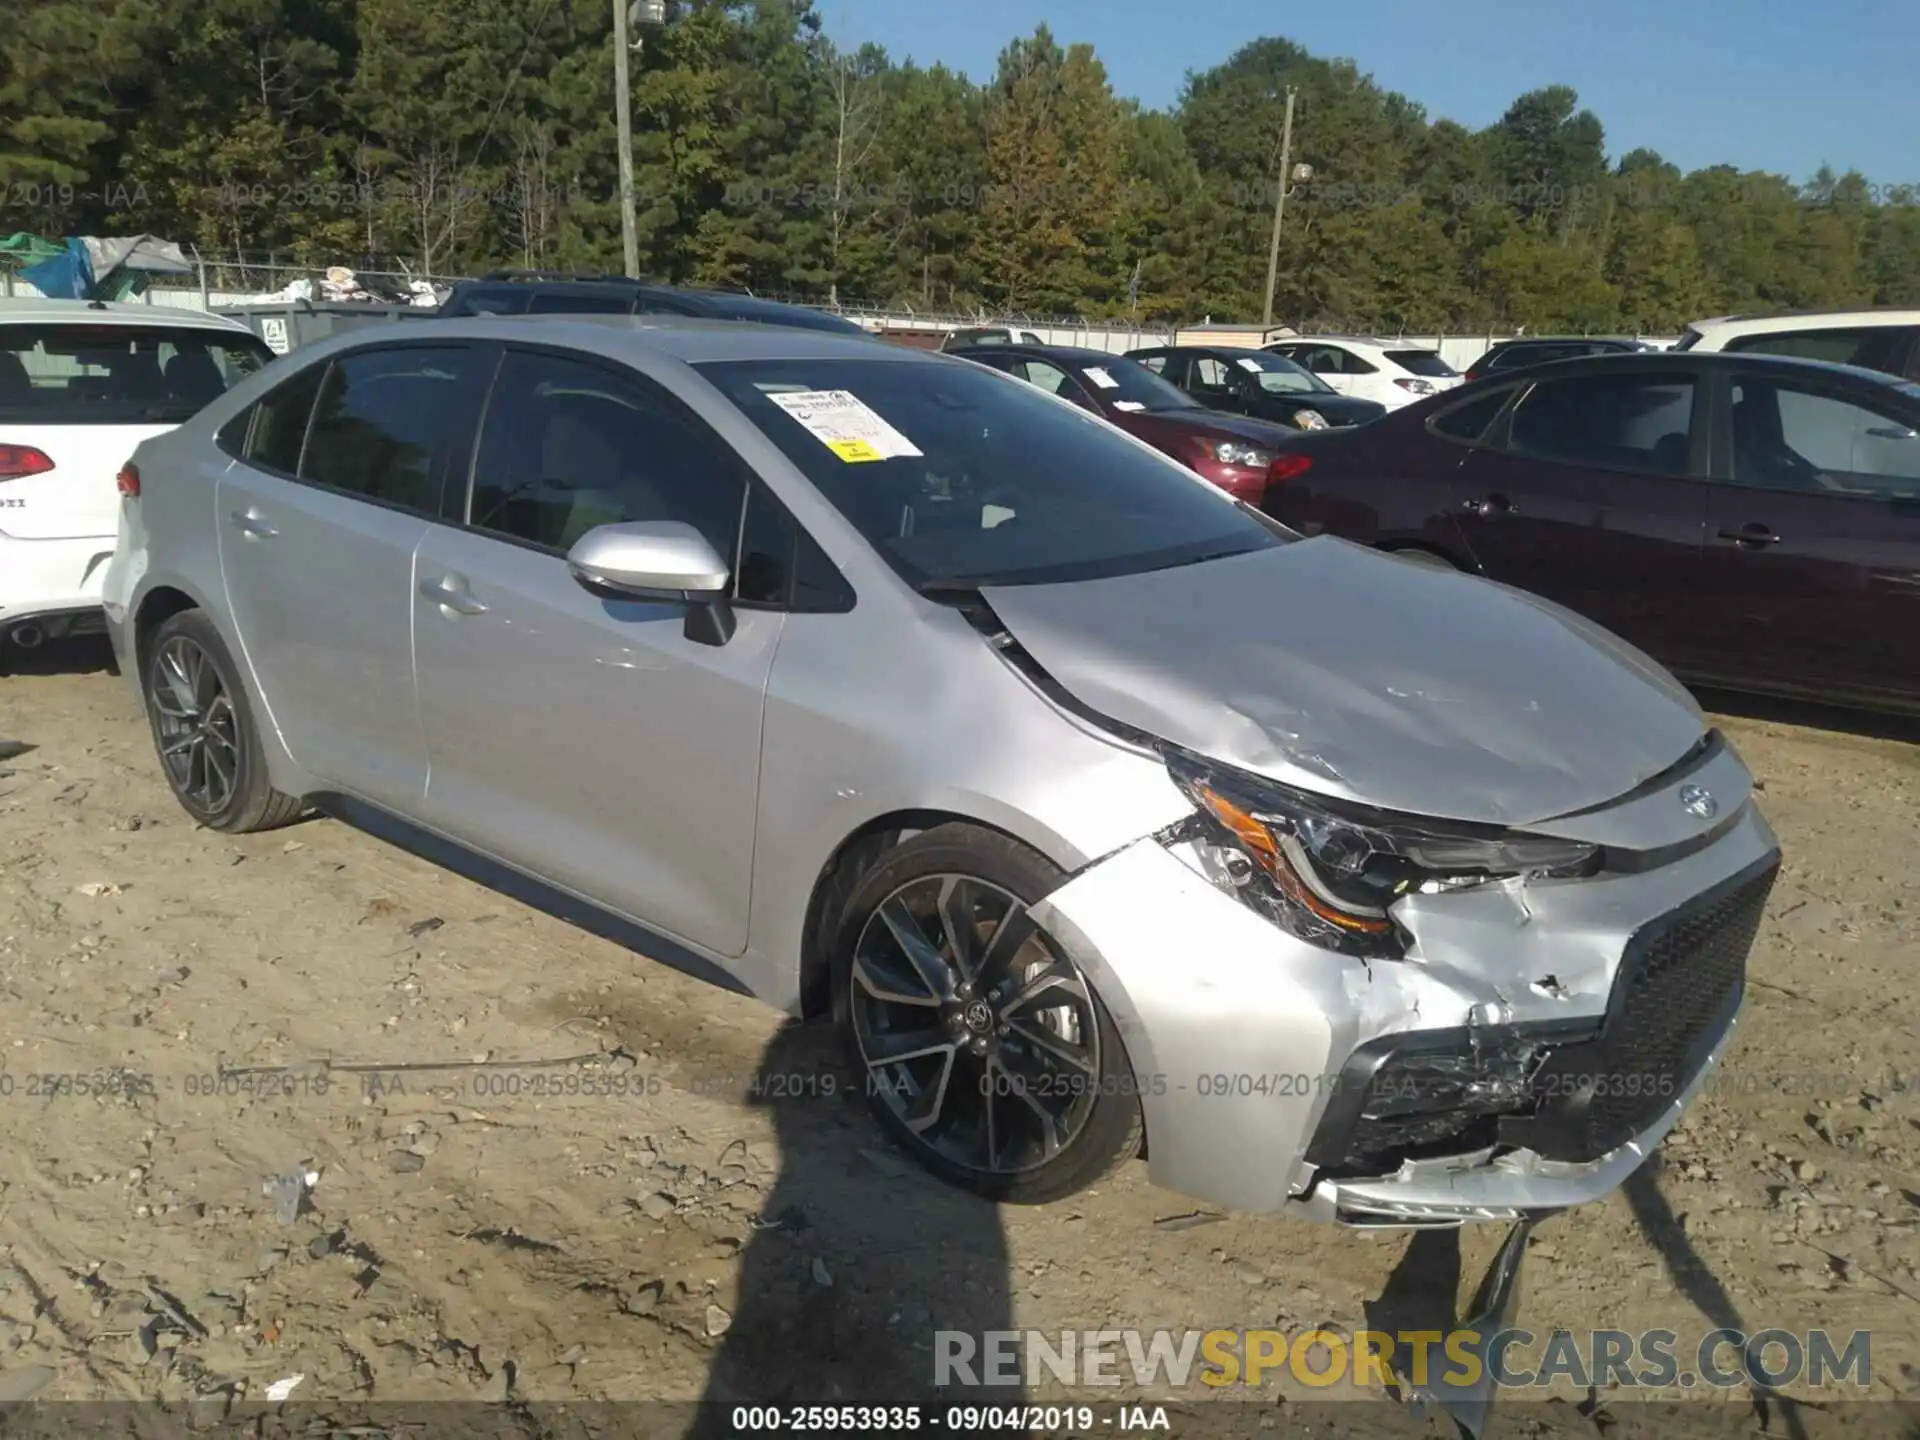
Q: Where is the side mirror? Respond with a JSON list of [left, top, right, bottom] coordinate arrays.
[[565, 521, 737, 646]]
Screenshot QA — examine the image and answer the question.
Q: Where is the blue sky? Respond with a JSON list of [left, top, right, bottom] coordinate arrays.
[[816, 0, 1917, 185]]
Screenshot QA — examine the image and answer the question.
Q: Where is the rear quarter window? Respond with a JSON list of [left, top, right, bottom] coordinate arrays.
[[1386, 349, 1459, 378], [1428, 387, 1513, 443], [245, 362, 328, 474]]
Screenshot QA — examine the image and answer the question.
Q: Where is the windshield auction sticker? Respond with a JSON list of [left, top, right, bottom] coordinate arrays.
[[1082, 366, 1121, 389], [767, 389, 923, 463]]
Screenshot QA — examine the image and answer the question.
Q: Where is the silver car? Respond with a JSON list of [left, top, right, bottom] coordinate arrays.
[[103, 317, 1780, 1223]]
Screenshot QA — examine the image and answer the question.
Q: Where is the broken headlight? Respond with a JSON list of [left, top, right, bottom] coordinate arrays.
[[1165, 751, 1599, 958]]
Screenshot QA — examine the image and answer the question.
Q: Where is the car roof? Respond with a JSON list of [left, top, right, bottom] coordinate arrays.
[[1457, 348, 1918, 391], [0, 298, 255, 333], [1487, 336, 1640, 349], [1278, 335, 1429, 350], [1683, 308, 1920, 337], [947, 342, 1130, 365], [447, 278, 861, 326], [1139, 344, 1273, 357], [336, 313, 933, 365]]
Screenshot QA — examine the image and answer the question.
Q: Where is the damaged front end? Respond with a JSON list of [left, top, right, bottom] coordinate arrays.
[[1028, 737, 1781, 1228]]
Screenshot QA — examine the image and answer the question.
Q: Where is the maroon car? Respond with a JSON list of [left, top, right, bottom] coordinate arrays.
[[1260, 351, 1920, 715], [949, 344, 1309, 503]]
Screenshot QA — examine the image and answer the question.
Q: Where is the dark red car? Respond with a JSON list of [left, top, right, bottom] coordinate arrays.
[[949, 344, 1305, 502], [1260, 351, 1920, 714]]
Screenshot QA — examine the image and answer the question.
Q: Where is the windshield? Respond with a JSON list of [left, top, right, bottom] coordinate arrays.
[[1233, 352, 1334, 396], [1385, 349, 1459, 378], [700, 357, 1280, 589], [0, 324, 272, 424], [1073, 355, 1201, 413]]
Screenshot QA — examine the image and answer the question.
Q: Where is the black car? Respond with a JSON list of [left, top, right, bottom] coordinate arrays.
[[434, 271, 871, 335], [1124, 346, 1387, 429], [1463, 336, 1655, 382]]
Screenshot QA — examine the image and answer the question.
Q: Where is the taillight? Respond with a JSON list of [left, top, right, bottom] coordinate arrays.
[[117, 461, 141, 497], [1269, 453, 1314, 481], [0, 445, 54, 481]]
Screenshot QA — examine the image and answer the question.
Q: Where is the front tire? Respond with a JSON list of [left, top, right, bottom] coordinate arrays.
[[830, 823, 1142, 1204], [141, 609, 303, 833]]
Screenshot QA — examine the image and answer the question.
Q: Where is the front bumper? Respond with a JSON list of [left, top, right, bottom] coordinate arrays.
[[0, 533, 115, 628], [1030, 788, 1780, 1225]]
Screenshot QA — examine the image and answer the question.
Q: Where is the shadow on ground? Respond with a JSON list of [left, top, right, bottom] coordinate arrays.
[[0, 634, 116, 679], [687, 1021, 1024, 1437]]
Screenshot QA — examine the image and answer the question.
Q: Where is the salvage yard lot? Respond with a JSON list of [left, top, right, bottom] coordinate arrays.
[[0, 642, 1917, 1431]]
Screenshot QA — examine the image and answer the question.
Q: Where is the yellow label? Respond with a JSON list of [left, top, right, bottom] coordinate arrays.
[[827, 438, 884, 463]]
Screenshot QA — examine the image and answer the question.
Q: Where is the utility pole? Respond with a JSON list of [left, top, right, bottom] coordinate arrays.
[[613, 0, 641, 278], [1261, 85, 1297, 332]]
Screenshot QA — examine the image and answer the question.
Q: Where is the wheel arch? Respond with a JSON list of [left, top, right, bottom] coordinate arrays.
[[131, 582, 211, 678], [795, 807, 1074, 1021]]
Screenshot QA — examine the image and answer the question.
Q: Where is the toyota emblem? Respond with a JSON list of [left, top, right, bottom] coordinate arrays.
[[1678, 784, 1717, 820]]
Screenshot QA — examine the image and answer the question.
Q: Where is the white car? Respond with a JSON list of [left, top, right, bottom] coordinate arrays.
[[0, 301, 271, 653], [1263, 336, 1463, 409], [1672, 308, 1920, 379]]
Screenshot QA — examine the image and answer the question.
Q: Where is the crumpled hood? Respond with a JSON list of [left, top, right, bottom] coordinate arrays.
[[980, 538, 1706, 827]]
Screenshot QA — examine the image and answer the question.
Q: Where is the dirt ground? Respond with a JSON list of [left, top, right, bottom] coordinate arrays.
[[0, 637, 1916, 1438]]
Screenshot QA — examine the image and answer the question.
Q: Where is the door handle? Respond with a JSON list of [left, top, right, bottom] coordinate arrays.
[[1866, 426, 1918, 440], [1716, 524, 1781, 550], [229, 507, 277, 539], [1462, 494, 1516, 517], [418, 575, 488, 616]]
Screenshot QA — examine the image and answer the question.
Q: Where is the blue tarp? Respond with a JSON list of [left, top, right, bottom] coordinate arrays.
[[20, 239, 94, 300]]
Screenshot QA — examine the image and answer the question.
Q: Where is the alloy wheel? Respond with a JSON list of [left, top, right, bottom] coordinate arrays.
[[850, 873, 1102, 1176], [149, 635, 240, 817]]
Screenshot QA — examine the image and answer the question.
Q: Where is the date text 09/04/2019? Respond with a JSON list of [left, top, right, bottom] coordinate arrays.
[[726, 1406, 1170, 1431]]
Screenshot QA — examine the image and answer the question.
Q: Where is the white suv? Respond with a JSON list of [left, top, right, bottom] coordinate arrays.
[[1263, 336, 1463, 409], [1672, 309, 1920, 380], [1, 301, 270, 652]]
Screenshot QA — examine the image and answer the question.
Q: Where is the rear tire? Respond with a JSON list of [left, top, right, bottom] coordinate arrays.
[[141, 609, 304, 833], [830, 823, 1142, 1204]]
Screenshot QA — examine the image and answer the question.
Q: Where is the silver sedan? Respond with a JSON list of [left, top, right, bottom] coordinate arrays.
[[102, 315, 1779, 1222]]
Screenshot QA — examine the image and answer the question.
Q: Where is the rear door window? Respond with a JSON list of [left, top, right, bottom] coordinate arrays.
[[0, 324, 271, 424], [1726, 378, 1920, 499], [300, 345, 488, 514], [1506, 373, 1697, 475]]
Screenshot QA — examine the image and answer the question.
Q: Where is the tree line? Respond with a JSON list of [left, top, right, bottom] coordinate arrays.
[[5, 0, 1917, 330]]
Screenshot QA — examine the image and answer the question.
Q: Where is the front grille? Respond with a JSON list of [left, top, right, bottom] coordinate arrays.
[[1303, 854, 1780, 1178], [1502, 856, 1778, 1162]]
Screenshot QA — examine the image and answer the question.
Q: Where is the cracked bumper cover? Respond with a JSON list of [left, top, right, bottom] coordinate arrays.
[[1028, 799, 1779, 1223]]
